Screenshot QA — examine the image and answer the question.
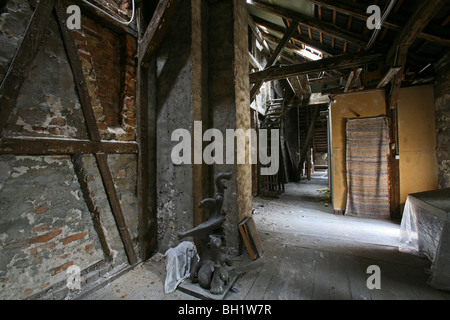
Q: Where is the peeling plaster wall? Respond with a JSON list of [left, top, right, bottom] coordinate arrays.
[[435, 64, 450, 189], [155, 0, 194, 253], [0, 0, 138, 299], [0, 155, 105, 299]]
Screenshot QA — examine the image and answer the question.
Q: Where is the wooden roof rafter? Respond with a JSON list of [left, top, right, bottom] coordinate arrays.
[[248, 0, 372, 49], [304, 0, 450, 46]]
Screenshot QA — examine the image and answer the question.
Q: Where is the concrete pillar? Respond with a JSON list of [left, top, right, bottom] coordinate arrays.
[[154, 0, 252, 255]]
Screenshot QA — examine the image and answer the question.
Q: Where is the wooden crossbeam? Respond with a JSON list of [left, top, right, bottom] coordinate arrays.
[[0, 136, 138, 155], [250, 21, 298, 100], [305, 0, 450, 46], [137, 0, 182, 65], [250, 51, 384, 83], [248, 0, 369, 48], [247, 11, 271, 56], [0, 0, 56, 137], [55, 0, 138, 265], [252, 16, 342, 57], [387, 0, 445, 110]]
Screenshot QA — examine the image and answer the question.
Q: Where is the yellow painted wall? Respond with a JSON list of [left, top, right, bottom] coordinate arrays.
[[330, 89, 387, 212], [330, 85, 438, 214], [397, 85, 438, 204]]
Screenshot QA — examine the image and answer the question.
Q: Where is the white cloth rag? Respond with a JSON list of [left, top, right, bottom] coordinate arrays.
[[163, 241, 199, 294]]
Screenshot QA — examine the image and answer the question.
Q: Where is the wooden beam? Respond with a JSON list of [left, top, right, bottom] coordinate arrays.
[[0, 136, 138, 155], [298, 105, 320, 177], [138, 0, 182, 65], [344, 70, 354, 92], [304, 0, 450, 46], [387, 0, 445, 110], [71, 154, 113, 261], [95, 152, 138, 265], [248, 0, 369, 48], [250, 21, 298, 100], [249, 51, 262, 70], [390, 0, 446, 52], [250, 51, 384, 84], [247, 11, 271, 56], [55, 1, 101, 142], [383, 0, 444, 219], [0, 0, 56, 137], [55, 0, 138, 265], [377, 66, 401, 88], [252, 16, 342, 57], [135, 5, 153, 261]]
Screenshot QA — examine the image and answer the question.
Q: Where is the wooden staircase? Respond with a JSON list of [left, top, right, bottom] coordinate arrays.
[[259, 99, 285, 197]]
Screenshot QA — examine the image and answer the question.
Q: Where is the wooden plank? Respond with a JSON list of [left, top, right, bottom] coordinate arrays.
[[294, 247, 315, 299], [0, 136, 138, 155], [231, 259, 265, 299], [249, 51, 384, 84], [328, 252, 351, 300], [345, 255, 373, 300], [312, 249, 331, 300], [239, 220, 257, 260], [138, 0, 182, 65], [245, 243, 283, 300], [245, 216, 264, 258], [0, 0, 56, 136]]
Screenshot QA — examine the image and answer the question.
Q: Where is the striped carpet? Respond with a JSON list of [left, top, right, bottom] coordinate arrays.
[[345, 116, 390, 218]]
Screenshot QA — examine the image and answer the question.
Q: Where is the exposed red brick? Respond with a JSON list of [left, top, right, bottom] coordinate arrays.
[[26, 241, 57, 255], [35, 205, 50, 215], [39, 282, 50, 290], [49, 117, 67, 126], [51, 261, 74, 276], [59, 253, 72, 259], [32, 225, 50, 233], [29, 229, 61, 244], [60, 232, 88, 245], [117, 169, 126, 178], [32, 126, 47, 132], [20, 288, 33, 299], [48, 127, 63, 135], [85, 243, 95, 253]]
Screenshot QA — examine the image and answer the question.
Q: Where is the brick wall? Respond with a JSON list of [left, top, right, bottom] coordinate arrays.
[[0, 0, 138, 300], [72, 15, 137, 141]]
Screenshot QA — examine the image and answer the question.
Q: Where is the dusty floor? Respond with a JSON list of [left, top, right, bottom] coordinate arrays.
[[80, 171, 450, 300]]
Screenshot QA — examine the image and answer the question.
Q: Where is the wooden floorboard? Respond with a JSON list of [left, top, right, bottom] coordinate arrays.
[[328, 252, 352, 300]]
